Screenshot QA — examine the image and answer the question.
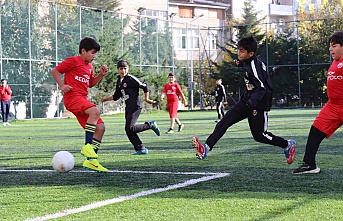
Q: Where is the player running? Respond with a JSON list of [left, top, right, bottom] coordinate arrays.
[[192, 36, 296, 165]]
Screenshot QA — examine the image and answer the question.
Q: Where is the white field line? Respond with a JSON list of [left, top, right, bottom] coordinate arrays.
[[18, 170, 229, 221], [0, 169, 223, 175]]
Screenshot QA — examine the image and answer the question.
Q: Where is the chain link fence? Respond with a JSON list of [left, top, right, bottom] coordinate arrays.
[[0, 1, 339, 119]]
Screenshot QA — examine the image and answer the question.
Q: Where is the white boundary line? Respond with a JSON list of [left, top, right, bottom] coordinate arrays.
[[13, 169, 229, 221], [0, 169, 223, 175]]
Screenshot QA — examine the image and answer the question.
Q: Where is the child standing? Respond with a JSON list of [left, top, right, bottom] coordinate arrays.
[[211, 78, 227, 123], [0, 79, 12, 126], [101, 60, 160, 155], [160, 73, 187, 134], [192, 36, 296, 165], [51, 37, 108, 172]]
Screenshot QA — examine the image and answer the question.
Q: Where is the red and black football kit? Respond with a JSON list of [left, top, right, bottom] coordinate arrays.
[[56, 56, 104, 128], [162, 83, 183, 118], [205, 55, 289, 150], [302, 58, 343, 166], [112, 74, 152, 151]]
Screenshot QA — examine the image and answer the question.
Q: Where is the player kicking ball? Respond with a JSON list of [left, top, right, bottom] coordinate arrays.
[[51, 37, 108, 172], [192, 36, 295, 165]]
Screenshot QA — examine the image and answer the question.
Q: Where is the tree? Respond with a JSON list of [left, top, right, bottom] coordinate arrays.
[[1, 0, 58, 118], [295, 2, 343, 106], [77, 0, 119, 11], [213, 1, 266, 107]]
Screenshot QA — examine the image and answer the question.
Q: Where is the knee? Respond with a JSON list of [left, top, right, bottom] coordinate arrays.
[[96, 123, 105, 134], [89, 107, 101, 119], [252, 133, 267, 143], [125, 125, 133, 133]]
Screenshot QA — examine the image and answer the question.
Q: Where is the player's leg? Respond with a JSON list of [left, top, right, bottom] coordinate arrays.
[[175, 117, 184, 132], [247, 109, 296, 164], [65, 96, 100, 159], [125, 109, 148, 154], [292, 126, 325, 174], [215, 102, 221, 122], [0, 101, 4, 124], [192, 100, 247, 159], [5, 101, 11, 125], [82, 120, 108, 172], [220, 101, 225, 119], [1, 100, 6, 125], [294, 103, 341, 174], [206, 100, 247, 148], [83, 106, 101, 144], [65, 97, 107, 172]]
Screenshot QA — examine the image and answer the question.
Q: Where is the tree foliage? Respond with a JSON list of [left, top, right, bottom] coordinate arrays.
[[77, 0, 119, 11]]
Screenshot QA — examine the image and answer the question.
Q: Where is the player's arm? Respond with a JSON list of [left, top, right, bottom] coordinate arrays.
[[247, 65, 266, 109], [176, 84, 187, 106], [178, 85, 187, 106], [160, 92, 166, 101], [51, 68, 72, 93], [5, 86, 12, 96], [89, 65, 108, 88], [144, 91, 156, 104], [101, 83, 121, 102], [101, 95, 113, 103]]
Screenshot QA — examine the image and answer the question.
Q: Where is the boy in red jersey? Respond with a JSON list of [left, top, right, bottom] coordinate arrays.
[[293, 31, 343, 174], [160, 73, 187, 134], [51, 37, 108, 172], [0, 79, 12, 126]]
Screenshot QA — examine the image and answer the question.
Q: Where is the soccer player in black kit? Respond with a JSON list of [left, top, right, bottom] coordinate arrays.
[[192, 36, 296, 165], [211, 78, 227, 123], [101, 60, 160, 155]]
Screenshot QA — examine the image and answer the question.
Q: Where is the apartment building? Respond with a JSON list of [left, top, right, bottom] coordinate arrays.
[[119, 0, 230, 64]]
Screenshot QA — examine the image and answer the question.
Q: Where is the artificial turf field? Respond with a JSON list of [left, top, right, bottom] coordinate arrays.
[[1, 108, 343, 221]]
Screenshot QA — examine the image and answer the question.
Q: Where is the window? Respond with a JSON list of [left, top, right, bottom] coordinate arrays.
[[208, 9, 217, 19], [175, 28, 200, 50], [175, 29, 187, 49], [190, 29, 199, 49], [179, 6, 193, 18], [205, 33, 217, 50], [140, 9, 167, 32]]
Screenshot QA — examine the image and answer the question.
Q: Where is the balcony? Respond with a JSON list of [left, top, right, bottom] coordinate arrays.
[[269, 4, 293, 16]]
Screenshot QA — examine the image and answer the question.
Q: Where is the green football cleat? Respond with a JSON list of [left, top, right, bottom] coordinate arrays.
[[83, 159, 108, 173], [80, 143, 98, 159]]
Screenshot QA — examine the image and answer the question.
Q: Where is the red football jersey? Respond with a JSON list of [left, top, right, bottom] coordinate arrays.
[[327, 58, 343, 105], [163, 83, 182, 103], [55, 56, 95, 98]]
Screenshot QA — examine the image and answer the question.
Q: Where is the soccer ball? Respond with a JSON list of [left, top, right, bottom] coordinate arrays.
[[52, 151, 75, 172]]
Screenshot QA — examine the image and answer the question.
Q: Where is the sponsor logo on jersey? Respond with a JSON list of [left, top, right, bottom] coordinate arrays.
[[166, 90, 176, 94], [75, 75, 90, 84], [327, 71, 343, 80]]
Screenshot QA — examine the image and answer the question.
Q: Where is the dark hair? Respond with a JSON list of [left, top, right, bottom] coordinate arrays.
[[1, 79, 7, 82], [168, 72, 175, 77], [216, 78, 222, 81], [79, 37, 101, 54], [237, 36, 257, 53], [117, 60, 129, 68], [329, 31, 343, 45]]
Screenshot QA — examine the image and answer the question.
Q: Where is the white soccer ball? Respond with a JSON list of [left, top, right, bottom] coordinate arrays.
[[52, 151, 75, 172]]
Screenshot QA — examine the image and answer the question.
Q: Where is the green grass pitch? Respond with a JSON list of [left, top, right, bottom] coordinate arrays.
[[1, 109, 343, 220]]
